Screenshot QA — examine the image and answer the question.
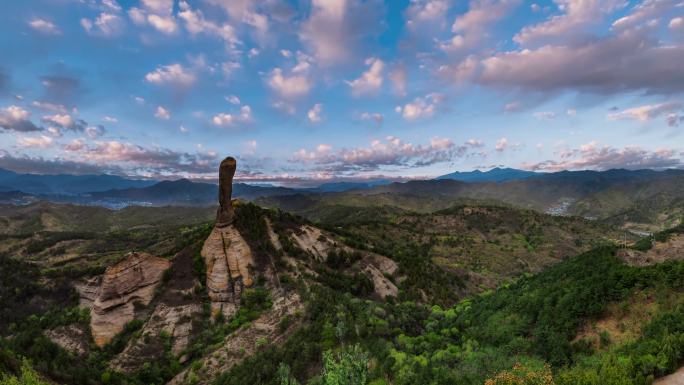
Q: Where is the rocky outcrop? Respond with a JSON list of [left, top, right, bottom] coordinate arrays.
[[291, 225, 336, 261], [358, 253, 399, 298], [45, 324, 90, 356], [74, 276, 101, 309], [202, 225, 254, 317], [655, 367, 684, 385], [90, 252, 171, 346], [167, 292, 302, 385], [110, 303, 201, 372], [618, 234, 684, 266]]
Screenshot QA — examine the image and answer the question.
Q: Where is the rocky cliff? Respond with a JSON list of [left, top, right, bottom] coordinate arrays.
[[89, 252, 171, 346], [202, 225, 255, 317]]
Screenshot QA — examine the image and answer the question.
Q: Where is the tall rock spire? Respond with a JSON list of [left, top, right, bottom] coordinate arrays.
[[216, 156, 236, 227]]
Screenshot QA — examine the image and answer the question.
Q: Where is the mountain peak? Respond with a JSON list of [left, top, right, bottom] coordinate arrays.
[[436, 168, 537, 183]]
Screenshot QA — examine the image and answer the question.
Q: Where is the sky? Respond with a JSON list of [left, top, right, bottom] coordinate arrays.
[[1, 0, 684, 185]]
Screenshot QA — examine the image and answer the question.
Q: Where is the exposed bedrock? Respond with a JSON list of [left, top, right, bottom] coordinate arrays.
[[89, 252, 171, 346], [202, 224, 254, 317]]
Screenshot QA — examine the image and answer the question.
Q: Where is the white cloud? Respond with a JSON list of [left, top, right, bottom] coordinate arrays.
[[475, 30, 684, 94], [179, 125, 189, 133], [31, 101, 69, 114], [307, 103, 323, 123], [248, 48, 260, 58], [533, 111, 556, 120], [514, 0, 626, 47], [18, 135, 54, 148], [204, 0, 270, 40], [299, 0, 383, 65], [226, 95, 241, 105], [671, 17, 684, 32], [0, 106, 40, 132], [440, 0, 519, 53], [147, 14, 178, 34], [145, 63, 196, 87], [221, 61, 241, 78], [608, 102, 683, 126], [128, 7, 146, 25], [81, 12, 124, 37], [359, 112, 384, 125], [466, 138, 485, 147], [178, 2, 240, 48], [102, 0, 122, 12], [267, 68, 311, 98], [42, 114, 74, 127], [406, 0, 450, 27], [102, 116, 118, 123], [212, 105, 252, 126], [613, 0, 679, 32], [395, 93, 444, 120], [86, 125, 106, 138], [128, 0, 178, 35], [3, 106, 30, 121], [495, 137, 508, 152], [272, 100, 296, 115], [525, 142, 682, 171], [28, 18, 61, 35], [293, 136, 472, 172], [155, 106, 171, 120], [347, 58, 384, 96]]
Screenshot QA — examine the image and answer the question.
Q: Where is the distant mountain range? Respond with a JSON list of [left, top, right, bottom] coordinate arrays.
[[0, 168, 154, 194], [87, 179, 299, 206], [257, 168, 684, 231], [2, 167, 684, 224], [436, 167, 538, 182]]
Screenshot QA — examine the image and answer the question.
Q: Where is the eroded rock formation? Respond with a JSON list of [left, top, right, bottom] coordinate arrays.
[[90, 252, 171, 346], [202, 156, 255, 316], [202, 226, 254, 316], [167, 292, 302, 385], [216, 156, 236, 227]]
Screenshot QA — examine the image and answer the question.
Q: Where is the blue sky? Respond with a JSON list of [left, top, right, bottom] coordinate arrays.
[[1, 0, 683, 185]]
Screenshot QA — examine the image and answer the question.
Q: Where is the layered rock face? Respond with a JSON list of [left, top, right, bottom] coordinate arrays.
[[168, 292, 302, 385], [90, 252, 171, 346], [202, 225, 254, 316], [202, 156, 255, 316]]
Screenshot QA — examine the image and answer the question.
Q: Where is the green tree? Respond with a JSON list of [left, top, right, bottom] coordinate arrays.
[[321, 345, 369, 385], [0, 359, 49, 385], [278, 363, 300, 385]]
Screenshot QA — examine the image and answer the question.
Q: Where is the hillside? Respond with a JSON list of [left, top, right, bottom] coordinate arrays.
[[2, 198, 684, 384], [1, 163, 683, 385], [258, 169, 684, 229], [313, 204, 626, 294]]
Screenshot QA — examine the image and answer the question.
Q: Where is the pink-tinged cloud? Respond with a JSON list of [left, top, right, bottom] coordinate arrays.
[[292, 136, 477, 172], [524, 142, 682, 171]]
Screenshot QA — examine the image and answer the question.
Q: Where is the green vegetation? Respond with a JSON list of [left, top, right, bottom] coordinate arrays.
[[2, 200, 684, 385], [0, 359, 50, 385], [220, 226, 684, 384]]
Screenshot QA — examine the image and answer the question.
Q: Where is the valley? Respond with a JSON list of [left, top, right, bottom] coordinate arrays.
[[1, 165, 683, 385]]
